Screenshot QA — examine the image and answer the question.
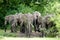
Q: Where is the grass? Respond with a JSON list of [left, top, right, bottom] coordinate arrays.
[[0, 29, 60, 40], [0, 29, 17, 37]]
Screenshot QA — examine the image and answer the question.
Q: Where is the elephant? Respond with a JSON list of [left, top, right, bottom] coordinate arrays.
[[14, 11, 42, 34], [34, 13, 56, 37], [39, 14, 56, 37], [17, 11, 42, 33], [43, 14, 56, 29], [17, 13, 33, 37], [4, 14, 18, 32], [33, 15, 46, 37], [16, 13, 25, 33], [32, 11, 42, 32]]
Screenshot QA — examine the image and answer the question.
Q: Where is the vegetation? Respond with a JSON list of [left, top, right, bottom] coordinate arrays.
[[0, 0, 60, 37], [0, 29, 17, 37]]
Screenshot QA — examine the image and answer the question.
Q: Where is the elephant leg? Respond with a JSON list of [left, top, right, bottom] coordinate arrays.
[[14, 22, 18, 32], [21, 23, 25, 33], [20, 28, 25, 33], [20, 26, 22, 33], [34, 25, 36, 32], [14, 25, 17, 32], [37, 28, 40, 32], [33, 20, 36, 32], [28, 23, 31, 37], [40, 23, 46, 37], [4, 20, 7, 32], [30, 23, 32, 32], [38, 25, 42, 32], [40, 28, 45, 37], [11, 24, 16, 33], [25, 26, 28, 37], [20, 22, 25, 33], [11, 26, 13, 32], [27, 22, 32, 37], [41, 31, 44, 37], [21, 27, 25, 33], [25, 23, 29, 37], [4, 24, 7, 32]]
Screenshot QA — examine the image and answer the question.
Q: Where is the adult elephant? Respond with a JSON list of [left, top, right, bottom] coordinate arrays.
[[17, 13, 33, 37], [32, 11, 42, 32], [38, 14, 56, 37], [17, 11, 42, 33], [33, 13, 56, 37], [16, 13, 25, 33], [43, 14, 56, 29], [17, 11, 42, 37], [4, 14, 18, 33]]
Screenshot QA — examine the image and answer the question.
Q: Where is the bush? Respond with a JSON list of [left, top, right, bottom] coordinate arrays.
[[52, 14, 60, 37], [45, 26, 58, 37], [18, 4, 35, 13], [0, 29, 17, 37]]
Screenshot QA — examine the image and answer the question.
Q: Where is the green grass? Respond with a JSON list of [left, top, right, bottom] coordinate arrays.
[[0, 29, 60, 38], [0, 29, 17, 37], [0, 29, 60, 40]]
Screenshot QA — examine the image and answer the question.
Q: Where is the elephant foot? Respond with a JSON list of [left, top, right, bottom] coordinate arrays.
[[5, 30, 6, 32], [10, 31, 13, 33], [20, 28, 25, 33], [11, 30, 17, 33]]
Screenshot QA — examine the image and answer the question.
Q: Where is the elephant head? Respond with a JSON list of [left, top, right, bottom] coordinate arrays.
[[4, 14, 18, 33], [32, 11, 42, 32]]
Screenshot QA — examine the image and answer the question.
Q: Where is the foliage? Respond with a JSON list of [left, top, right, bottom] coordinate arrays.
[[0, 29, 17, 37], [50, 14, 60, 37], [0, 0, 59, 28], [49, 2, 60, 37], [0, 0, 60, 37]]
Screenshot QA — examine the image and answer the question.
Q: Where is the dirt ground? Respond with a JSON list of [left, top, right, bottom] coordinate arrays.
[[16, 31, 43, 37], [0, 30, 44, 37]]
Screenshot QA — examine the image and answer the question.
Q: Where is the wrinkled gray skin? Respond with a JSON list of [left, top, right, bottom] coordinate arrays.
[[17, 13, 33, 37], [4, 14, 18, 32], [35, 13, 56, 37], [32, 11, 41, 32], [4, 11, 42, 33], [43, 14, 56, 29], [17, 11, 42, 34], [35, 15, 46, 37], [38, 14, 56, 37], [16, 13, 25, 33]]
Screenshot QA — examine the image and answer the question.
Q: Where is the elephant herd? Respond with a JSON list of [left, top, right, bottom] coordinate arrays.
[[4, 11, 56, 37]]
